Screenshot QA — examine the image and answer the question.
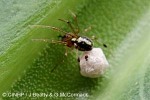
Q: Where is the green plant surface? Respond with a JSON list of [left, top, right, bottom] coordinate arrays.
[[0, 0, 150, 100], [94, 9, 150, 100]]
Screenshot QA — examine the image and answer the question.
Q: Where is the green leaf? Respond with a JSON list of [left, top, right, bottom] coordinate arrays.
[[95, 10, 150, 100], [0, 0, 150, 100]]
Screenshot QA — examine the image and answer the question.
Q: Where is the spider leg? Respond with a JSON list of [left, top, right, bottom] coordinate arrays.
[[29, 25, 67, 34], [91, 36, 107, 48], [58, 19, 76, 34], [69, 11, 80, 33], [32, 39, 67, 45], [83, 26, 92, 33]]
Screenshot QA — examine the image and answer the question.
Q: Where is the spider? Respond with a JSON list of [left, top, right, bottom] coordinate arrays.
[[30, 12, 107, 72], [30, 12, 94, 56]]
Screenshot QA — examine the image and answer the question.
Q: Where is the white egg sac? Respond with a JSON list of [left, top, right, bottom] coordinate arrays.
[[79, 48, 109, 78]]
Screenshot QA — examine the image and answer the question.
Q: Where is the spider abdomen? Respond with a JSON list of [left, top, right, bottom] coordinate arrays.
[[74, 36, 93, 51]]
